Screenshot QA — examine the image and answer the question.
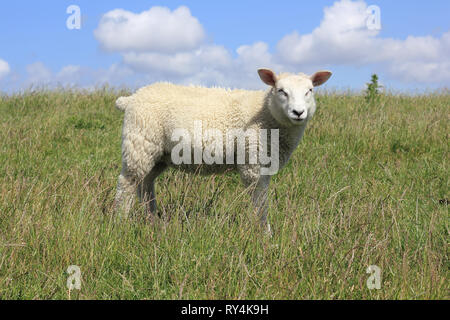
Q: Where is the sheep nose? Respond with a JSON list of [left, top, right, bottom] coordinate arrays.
[[293, 109, 304, 117]]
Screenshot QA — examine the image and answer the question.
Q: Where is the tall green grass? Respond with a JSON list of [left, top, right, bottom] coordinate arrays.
[[0, 89, 448, 299]]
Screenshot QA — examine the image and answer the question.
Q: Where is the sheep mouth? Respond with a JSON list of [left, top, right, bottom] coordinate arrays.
[[290, 117, 304, 122]]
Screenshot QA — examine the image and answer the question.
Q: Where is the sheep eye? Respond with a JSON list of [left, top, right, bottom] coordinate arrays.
[[306, 88, 313, 96], [278, 89, 287, 97]]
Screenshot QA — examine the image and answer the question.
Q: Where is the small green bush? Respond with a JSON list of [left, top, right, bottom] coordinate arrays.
[[365, 74, 381, 104]]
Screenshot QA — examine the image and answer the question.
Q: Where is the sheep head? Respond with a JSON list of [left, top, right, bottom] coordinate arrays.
[[258, 68, 332, 126]]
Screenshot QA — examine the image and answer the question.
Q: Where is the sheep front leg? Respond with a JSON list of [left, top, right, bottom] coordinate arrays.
[[240, 167, 272, 234], [251, 175, 271, 235], [114, 171, 137, 219]]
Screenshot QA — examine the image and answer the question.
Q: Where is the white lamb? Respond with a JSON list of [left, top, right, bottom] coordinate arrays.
[[114, 68, 332, 232]]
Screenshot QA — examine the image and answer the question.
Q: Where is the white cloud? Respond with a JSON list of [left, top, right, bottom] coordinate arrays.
[[94, 6, 205, 54], [377, 33, 450, 83], [96, 2, 448, 87], [57, 65, 81, 78], [276, 0, 450, 83], [92, 5, 281, 88], [121, 42, 281, 88], [236, 42, 274, 72], [122, 45, 232, 76], [0, 59, 11, 79], [277, 0, 379, 65], [26, 62, 52, 85], [18, 62, 142, 90]]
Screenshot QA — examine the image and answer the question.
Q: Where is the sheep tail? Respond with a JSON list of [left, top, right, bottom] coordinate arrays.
[[115, 96, 132, 111]]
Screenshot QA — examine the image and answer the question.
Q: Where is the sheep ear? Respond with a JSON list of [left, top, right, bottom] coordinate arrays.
[[310, 71, 332, 87], [258, 69, 277, 87]]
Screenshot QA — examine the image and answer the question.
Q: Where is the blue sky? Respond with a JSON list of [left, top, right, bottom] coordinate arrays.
[[0, 0, 449, 92]]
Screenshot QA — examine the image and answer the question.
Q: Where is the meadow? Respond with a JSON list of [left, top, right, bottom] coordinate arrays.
[[0, 88, 448, 299]]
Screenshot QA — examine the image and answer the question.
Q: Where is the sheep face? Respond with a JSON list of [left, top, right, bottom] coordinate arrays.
[[258, 69, 332, 126]]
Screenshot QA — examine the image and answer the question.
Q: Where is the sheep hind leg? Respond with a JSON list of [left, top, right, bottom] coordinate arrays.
[[137, 162, 167, 217], [114, 170, 138, 219]]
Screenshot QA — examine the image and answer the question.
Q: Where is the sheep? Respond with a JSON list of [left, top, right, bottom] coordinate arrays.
[[114, 68, 332, 233]]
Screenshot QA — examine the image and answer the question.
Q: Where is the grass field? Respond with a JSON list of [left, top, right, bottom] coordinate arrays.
[[0, 88, 448, 299]]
